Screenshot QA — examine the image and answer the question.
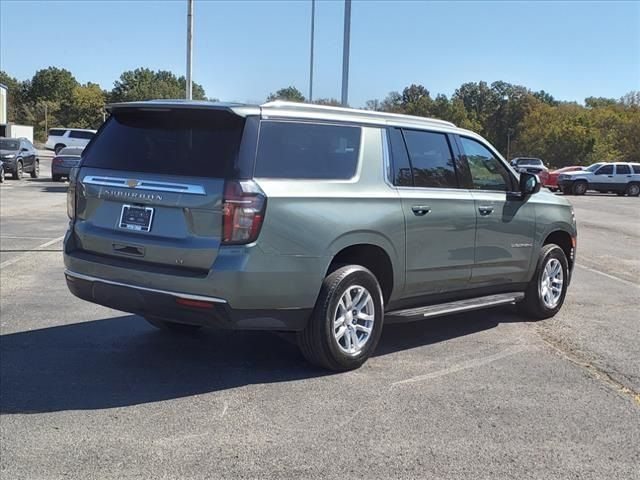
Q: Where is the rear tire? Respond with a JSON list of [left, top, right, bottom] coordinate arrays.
[[625, 183, 640, 197], [297, 265, 384, 371], [572, 181, 588, 195], [518, 244, 569, 320], [144, 316, 202, 333], [30, 160, 39, 178]]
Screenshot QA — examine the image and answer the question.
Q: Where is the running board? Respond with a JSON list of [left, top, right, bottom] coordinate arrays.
[[385, 292, 525, 323]]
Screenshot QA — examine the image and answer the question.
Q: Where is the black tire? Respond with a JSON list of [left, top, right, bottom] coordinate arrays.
[[13, 161, 23, 180], [143, 316, 202, 333], [54, 144, 66, 155], [52, 174, 62, 182], [297, 265, 384, 371], [518, 244, 569, 320], [30, 160, 39, 179], [625, 183, 640, 197], [572, 181, 588, 195]]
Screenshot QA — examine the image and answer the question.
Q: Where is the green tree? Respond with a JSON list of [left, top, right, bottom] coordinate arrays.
[[110, 68, 206, 102], [0, 71, 30, 124], [400, 84, 432, 117], [29, 67, 78, 104], [266, 86, 305, 102], [62, 83, 106, 129], [313, 98, 342, 106]]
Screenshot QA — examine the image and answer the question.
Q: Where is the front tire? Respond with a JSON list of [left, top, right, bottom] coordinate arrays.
[[13, 161, 23, 180], [518, 244, 569, 320], [297, 265, 384, 371], [143, 316, 202, 333], [30, 160, 39, 179], [572, 181, 588, 195]]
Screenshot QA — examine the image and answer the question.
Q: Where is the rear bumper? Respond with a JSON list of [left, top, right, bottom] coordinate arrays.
[[51, 165, 73, 175], [64, 269, 311, 331]]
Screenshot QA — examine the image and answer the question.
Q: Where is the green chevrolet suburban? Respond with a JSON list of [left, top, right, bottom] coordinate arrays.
[[63, 100, 577, 371]]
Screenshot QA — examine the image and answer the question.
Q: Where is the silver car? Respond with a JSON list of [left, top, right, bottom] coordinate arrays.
[[51, 146, 84, 181]]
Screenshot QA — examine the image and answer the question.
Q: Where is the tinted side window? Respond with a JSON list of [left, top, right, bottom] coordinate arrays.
[[69, 130, 94, 139], [615, 165, 631, 175], [402, 130, 457, 188], [596, 165, 613, 175], [460, 137, 512, 191], [633, 165, 640, 174], [255, 121, 360, 179], [387, 128, 413, 186], [49, 129, 66, 137]]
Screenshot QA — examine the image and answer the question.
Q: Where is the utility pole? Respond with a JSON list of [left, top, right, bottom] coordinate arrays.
[[43, 103, 48, 133], [507, 128, 514, 161], [340, 0, 351, 106], [309, 0, 315, 102], [186, 0, 194, 100]]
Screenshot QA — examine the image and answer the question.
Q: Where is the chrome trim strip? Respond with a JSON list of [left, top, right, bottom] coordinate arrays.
[[82, 176, 206, 195], [64, 269, 227, 304]]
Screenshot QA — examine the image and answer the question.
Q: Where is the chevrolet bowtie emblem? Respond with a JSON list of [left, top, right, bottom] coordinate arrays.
[[127, 179, 140, 188]]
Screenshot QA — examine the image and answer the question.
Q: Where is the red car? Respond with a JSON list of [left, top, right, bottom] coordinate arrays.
[[545, 166, 585, 191]]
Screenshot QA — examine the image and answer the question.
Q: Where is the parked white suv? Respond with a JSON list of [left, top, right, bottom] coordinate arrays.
[[558, 162, 640, 196], [45, 128, 97, 154]]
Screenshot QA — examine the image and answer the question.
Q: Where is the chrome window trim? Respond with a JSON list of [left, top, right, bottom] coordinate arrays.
[[381, 128, 395, 188], [64, 269, 227, 304], [82, 175, 206, 195]]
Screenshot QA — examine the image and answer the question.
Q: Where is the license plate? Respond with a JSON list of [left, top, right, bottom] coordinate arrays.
[[119, 205, 154, 232]]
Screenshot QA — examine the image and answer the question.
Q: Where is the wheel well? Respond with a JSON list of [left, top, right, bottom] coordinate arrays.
[[328, 244, 394, 304], [544, 231, 573, 268]]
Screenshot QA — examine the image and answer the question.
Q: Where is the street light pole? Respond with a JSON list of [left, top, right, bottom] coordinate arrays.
[[309, 0, 315, 102], [186, 0, 194, 100], [340, 0, 351, 106]]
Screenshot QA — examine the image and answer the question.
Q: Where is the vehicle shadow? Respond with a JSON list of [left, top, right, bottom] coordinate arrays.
[[0, 307, 520, 414], [39, 185, 68, 193]]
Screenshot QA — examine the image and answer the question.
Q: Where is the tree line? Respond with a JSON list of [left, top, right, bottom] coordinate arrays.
[[1, 67, 638, 168]]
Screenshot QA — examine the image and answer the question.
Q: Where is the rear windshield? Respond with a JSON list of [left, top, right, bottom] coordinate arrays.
[[82, 109, 245, 178], [254, 121, 361, 179], [516, 158, 542, 166]]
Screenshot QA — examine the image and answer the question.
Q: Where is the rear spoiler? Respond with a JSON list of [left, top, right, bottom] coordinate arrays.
[[106, 100, 260, 117]]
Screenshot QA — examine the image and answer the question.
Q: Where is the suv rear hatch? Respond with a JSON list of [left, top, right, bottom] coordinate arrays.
[[70, 104, 258, 274]]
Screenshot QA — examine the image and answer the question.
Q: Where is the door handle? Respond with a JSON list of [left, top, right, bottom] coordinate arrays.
[[411, 205, 431, 216], [478, 206, 494, 215]]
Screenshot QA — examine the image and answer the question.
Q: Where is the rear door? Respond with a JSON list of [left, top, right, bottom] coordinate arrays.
[[613, 164, 633, 191], [73, 107, 253, 272], [457, 135, 536, 287], [390, 127, 476, 297]]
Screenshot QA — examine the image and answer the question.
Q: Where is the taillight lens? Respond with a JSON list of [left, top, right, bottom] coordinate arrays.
[[222, 180, 266, 245], [66, 184, 75, 219]]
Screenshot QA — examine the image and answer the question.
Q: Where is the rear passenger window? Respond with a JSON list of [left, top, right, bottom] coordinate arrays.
[[633, 165, 640, 174], [69, 130, 94, 139], [255, 121, 360, 179], [402, 130, 457, 188], [49, 129, 66, 137], [460, 137, 512, 191], [616, 165, 631, 175]]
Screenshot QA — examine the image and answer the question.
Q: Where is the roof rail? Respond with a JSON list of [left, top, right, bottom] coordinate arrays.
[[260, 101, 456, 127]]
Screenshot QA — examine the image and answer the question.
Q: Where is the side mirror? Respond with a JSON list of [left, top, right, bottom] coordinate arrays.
[[520, 172, 541, 196]]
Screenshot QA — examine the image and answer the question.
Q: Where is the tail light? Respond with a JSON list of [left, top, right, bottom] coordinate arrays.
[[222, 180, 266, 245], [67, 168, 79, 220]]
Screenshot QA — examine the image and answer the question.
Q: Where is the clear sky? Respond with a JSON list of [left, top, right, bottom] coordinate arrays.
[[1, 0, 638, 106]]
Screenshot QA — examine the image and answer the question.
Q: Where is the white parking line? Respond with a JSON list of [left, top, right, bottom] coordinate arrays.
[[576, 264, 639, 289], [0, 235, 65, 270]]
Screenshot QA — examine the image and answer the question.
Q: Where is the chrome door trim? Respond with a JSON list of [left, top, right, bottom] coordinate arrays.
[[82, 175, 206, 195], [64, 269, 227, 303]]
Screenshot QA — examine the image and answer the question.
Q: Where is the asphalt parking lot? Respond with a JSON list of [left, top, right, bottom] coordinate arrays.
[[1, 155, 639, 479]]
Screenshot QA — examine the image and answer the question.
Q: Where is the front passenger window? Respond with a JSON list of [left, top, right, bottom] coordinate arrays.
[[460, 137, 511, 191], [595, 165, 613, 175]]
